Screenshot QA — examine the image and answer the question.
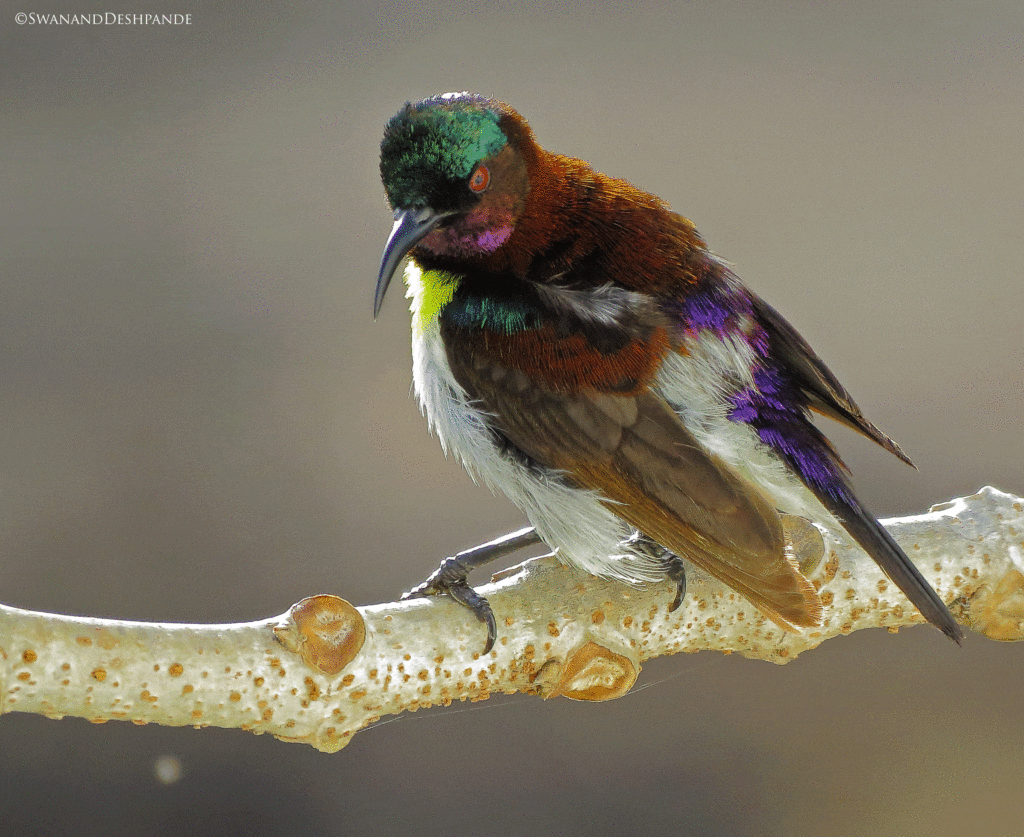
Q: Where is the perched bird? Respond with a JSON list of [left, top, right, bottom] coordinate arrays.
[[375, 92, 962, 651]]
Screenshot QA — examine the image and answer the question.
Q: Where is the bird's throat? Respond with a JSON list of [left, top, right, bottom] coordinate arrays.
[[420, 215, 514, 257]]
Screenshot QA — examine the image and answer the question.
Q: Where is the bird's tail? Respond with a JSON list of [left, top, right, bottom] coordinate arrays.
[[822, 494, 963, 644]]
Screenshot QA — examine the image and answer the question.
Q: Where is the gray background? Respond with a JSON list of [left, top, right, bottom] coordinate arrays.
[[3, 1, 1023, 834]]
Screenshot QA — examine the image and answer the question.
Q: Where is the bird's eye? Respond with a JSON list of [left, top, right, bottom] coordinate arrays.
[[468, 164, 490, 193]]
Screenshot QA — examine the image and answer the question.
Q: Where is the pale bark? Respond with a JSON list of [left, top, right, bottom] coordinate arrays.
[[2, 486, 1021, 753]]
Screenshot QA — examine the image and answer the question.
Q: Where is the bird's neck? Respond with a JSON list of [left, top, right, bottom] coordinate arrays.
[[411, 147, 716, 303], [511, 150, 714, 299]]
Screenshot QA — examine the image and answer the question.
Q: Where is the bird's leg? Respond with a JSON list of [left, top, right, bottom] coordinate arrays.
[[401, 526, 543, 653]]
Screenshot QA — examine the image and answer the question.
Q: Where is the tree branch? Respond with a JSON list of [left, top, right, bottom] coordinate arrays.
[[2, 486, 1022, 752]]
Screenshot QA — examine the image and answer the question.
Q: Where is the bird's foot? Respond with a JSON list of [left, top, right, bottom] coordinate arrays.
[[401, 527, 542, 655], [630, 533, 688, 612], [662, 553, 687, 612], [401, 557, 498, 654]]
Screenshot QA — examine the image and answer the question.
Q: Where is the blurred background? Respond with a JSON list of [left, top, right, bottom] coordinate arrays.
[[2, 1, 1022, 834]]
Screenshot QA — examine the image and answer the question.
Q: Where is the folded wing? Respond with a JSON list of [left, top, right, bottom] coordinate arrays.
[[447, 339, 822, 630]]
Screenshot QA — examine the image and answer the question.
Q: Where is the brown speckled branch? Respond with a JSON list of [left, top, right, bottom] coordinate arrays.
[[2, 487, 1022, 752]]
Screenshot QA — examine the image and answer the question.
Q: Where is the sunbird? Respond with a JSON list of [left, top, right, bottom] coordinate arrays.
[[375, 92, 962, 652]]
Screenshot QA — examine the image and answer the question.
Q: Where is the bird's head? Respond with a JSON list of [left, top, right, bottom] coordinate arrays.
[[375, 92, 533, 315]]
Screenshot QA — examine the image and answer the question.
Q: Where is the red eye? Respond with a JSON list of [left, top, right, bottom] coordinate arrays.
[[468, 164, 490, 193]]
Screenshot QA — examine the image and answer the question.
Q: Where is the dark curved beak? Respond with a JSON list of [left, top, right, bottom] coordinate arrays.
[[374, 207, 447, 317]]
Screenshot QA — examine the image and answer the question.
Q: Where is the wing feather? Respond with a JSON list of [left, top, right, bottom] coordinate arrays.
[[750, 293, 914, 466]]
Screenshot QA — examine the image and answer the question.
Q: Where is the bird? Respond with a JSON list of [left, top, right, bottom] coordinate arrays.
[[374, 91, 963, 652]]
